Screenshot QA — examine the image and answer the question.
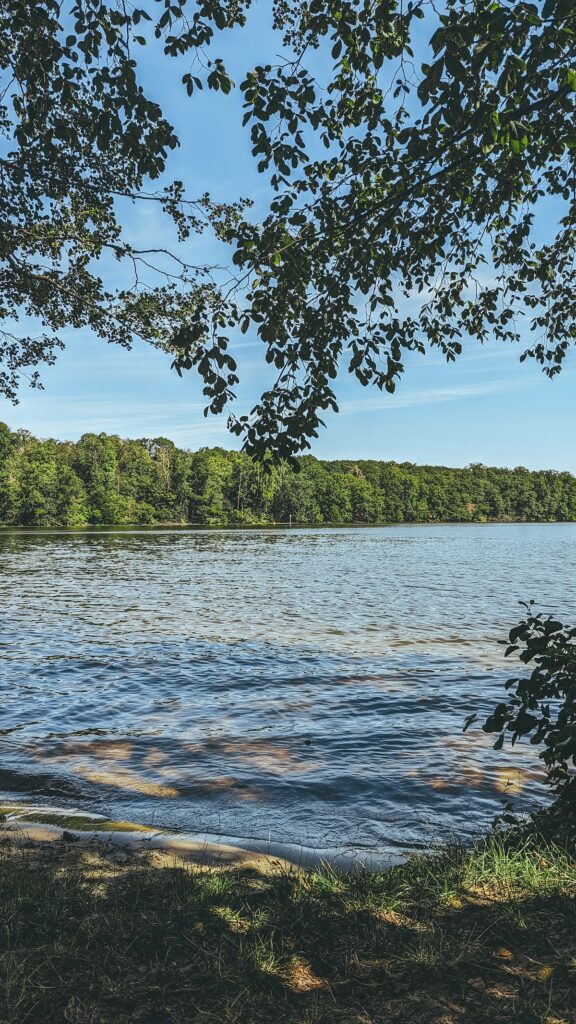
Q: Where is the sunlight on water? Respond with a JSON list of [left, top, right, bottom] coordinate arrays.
[[1, 524, 575, 853]]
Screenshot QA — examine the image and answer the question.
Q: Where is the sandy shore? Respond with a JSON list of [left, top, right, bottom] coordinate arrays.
[[0, 802, 403, 872]]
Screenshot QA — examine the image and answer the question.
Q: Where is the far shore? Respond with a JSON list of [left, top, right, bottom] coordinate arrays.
[[2, 518, 576, 531]]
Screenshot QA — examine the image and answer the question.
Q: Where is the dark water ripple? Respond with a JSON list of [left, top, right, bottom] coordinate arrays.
[[1, 524, 575, 853]]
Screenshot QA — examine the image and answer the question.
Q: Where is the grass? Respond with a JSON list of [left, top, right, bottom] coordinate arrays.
[[0, 828, 575, 1023]]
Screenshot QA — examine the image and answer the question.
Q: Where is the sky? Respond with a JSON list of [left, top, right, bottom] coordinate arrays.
[[2, 2, 575, 472]]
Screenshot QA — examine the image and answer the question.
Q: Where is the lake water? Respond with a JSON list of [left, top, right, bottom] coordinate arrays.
[[1, 524, 574, 857]]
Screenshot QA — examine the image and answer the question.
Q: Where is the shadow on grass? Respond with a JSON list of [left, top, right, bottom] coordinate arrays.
[[0, 831, 575, 1023]]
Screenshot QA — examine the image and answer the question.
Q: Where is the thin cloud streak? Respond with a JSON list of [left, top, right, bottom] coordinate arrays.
[[339, 379, 526, 415]]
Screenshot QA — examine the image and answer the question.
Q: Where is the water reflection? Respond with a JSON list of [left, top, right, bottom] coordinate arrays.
[[1, 524, 575, 852]]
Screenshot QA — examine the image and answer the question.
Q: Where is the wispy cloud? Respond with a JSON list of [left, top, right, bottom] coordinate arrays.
[[339, 379, 524, 415], [2, 397, 229, 443]]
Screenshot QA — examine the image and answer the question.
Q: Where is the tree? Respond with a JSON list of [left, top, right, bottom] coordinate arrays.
[[10, 437, 61, 526], [188, 447, 234, 523], [0, 421, 17, 522], [272, 471, 322, 524], [72, 432, 129, 523], [2, 1, 575, 461]]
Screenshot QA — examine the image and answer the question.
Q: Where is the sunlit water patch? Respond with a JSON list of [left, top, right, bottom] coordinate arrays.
[[1, 525, 575, 854]]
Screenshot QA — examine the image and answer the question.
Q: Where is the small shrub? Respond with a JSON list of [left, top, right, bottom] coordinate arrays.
[[468, 603, 576, 836]]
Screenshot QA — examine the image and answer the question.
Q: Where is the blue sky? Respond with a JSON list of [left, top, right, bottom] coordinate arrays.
[[2, 3, 575, 471]]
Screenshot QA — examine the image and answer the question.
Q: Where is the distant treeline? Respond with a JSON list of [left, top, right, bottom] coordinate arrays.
[[1, 422, 575, 527]]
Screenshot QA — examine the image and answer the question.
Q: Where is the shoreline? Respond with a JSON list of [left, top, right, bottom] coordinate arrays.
[[1, 814, 574, 1023], [1, 519, 575, 531], [0, 803, 405, 872]]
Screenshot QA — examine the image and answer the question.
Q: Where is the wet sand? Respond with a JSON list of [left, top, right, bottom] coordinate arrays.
[[1, 803, 402, 872]]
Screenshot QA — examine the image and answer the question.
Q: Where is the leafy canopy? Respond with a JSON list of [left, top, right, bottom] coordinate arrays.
[[1, 0, 575, 461]]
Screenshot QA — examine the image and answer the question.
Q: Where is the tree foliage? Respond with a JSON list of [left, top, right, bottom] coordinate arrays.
[[475, 604, 576, 833], [0, 0, 245, 398], [1, 1, 575, 459], [1, 422, 576, 526]]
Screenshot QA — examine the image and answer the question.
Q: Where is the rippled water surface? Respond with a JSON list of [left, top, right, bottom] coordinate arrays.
[[1, 525, 575, 854]]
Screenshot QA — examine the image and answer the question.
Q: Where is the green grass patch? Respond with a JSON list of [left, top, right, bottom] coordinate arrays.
[[0, 830, 575, 1023]]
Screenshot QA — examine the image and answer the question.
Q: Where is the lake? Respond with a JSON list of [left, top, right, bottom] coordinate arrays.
[[1, 524, 574, 857]]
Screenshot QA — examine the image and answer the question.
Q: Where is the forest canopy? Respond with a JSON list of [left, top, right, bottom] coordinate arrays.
[[1, 1, 575, 460], [1, 422, 575, 527]]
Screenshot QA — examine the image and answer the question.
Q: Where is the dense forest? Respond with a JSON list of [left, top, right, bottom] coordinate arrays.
[[1, 422, 575, 527]]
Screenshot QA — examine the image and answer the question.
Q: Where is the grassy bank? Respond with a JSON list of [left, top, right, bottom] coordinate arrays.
[[1, 829, 575, 1023]]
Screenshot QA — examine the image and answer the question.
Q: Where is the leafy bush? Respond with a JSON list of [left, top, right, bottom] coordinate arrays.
[[469, 603, 576, 830]]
